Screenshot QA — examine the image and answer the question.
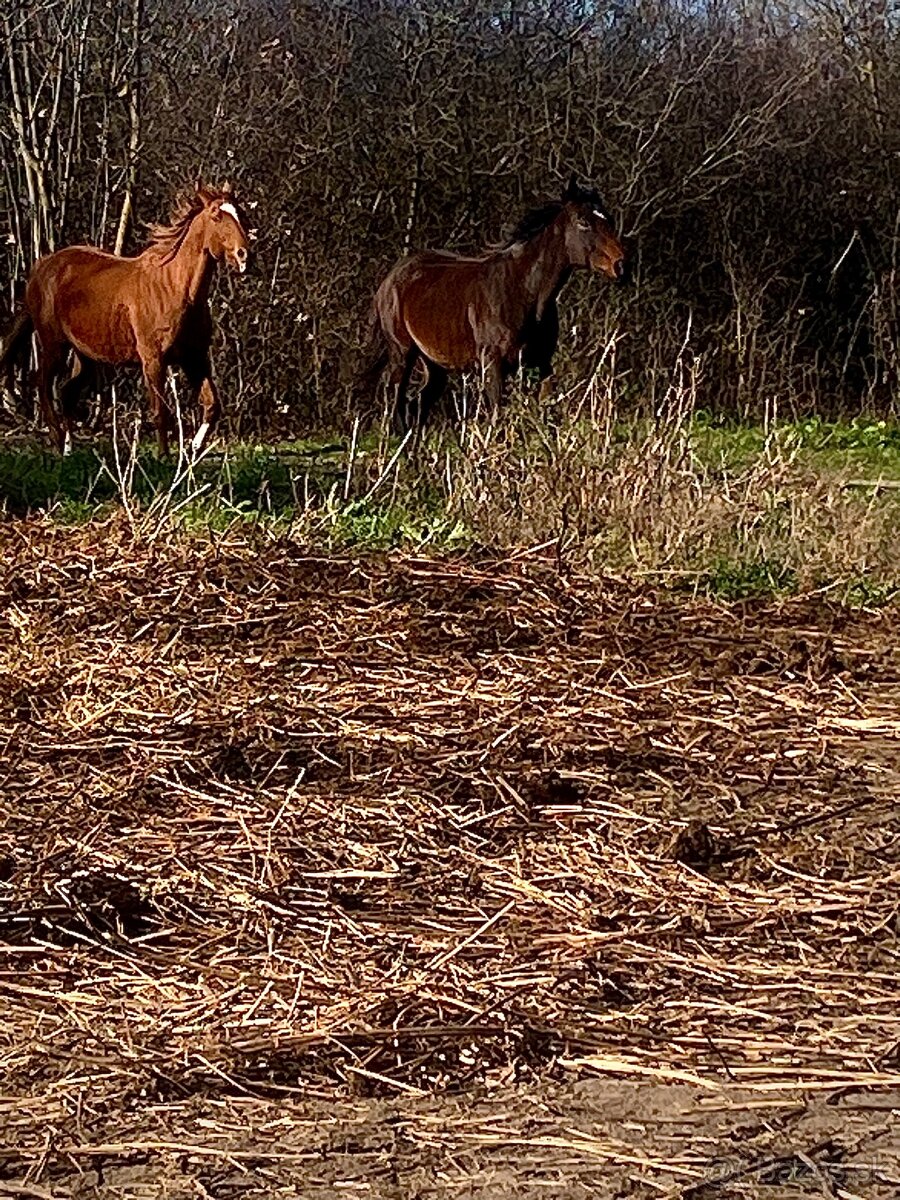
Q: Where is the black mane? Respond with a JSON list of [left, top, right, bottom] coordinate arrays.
[[502, 181, 610, 248], [503, 201, 566, 248]]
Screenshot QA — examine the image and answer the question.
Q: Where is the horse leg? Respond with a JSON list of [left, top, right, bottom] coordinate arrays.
[[480, 350, 503, 414], [532, 302, 559, 403], [417, 360, 448, 431], [58, 353, 93, 455], [35, 342, 65, 452], [141, 356, 173, 456], [184, 358, 221, 454], [537, 362, 556, 404], [193, 376, 221, 454], [391, 347, 420, 436]]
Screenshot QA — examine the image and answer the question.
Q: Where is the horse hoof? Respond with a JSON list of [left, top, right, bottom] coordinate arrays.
[[191, 422, 210, 454]]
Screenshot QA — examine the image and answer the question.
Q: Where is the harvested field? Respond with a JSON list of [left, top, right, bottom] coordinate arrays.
[[2, 519, 900, 1196]]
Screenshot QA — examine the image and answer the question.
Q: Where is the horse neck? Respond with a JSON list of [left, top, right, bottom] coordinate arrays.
[[507, 220, 572, 316], [158, 216, 216, 309]]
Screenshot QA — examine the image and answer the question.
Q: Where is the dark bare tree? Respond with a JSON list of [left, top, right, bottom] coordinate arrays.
[[3, 0, 900, 436]]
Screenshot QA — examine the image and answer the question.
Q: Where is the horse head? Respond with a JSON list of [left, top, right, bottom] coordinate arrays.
[[561, 175, 627, 282], [199, 184, 251, 274]]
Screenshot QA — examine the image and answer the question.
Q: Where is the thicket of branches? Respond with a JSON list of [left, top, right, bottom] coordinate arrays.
[[2, 0, 900, 437]]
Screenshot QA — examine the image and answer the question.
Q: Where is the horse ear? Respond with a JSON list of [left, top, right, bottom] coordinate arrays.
[[222, 180, 233, 198], [563, 173, 579, 201]]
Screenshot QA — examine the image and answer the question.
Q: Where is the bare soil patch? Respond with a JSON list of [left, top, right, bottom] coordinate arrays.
[[1, 521, 899, 1195]]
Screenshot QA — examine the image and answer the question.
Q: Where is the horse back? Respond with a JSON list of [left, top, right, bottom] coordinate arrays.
[[376, 249, 502, 369], [26, 245, 145, 364]]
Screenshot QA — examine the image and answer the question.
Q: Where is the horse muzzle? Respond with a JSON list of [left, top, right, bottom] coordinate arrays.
[[592, 253, 626, 281], [605, 257, 629, 283]]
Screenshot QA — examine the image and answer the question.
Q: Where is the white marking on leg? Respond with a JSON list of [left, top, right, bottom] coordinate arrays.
[[192, 421, 210, 454], [63, 430, 73, 456]]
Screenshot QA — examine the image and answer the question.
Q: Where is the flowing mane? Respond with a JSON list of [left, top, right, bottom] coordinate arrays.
[[502, 202, 566, 248], [501, 182, 610, 249], [144, 186, 223, 262]]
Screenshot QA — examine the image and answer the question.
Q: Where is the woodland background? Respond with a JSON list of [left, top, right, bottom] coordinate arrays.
[[2, 0, 899, 438]]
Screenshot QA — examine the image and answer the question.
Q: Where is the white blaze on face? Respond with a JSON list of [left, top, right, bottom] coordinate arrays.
[[593, 209, 609, 223], [218, 201, 247, 269]]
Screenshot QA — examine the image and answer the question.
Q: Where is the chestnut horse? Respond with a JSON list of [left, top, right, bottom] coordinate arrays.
[[0, 185, 249, 455], [366, 177, 628, 432]]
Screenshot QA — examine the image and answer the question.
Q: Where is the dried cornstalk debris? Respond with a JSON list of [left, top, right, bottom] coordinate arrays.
[[1, 519, 899, 1193]]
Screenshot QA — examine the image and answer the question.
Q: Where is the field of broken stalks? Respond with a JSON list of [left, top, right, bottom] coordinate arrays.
[[2, 517, 900, 1197]]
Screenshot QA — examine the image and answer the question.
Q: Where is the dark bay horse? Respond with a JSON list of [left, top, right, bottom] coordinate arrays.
[[0, 185, 249, 455], [367, 177, 628, 432]]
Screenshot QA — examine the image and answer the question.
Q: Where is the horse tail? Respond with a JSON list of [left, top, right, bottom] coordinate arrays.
[[0, 308, 33, 414], [355, 303, 389, 402], [0, 308, 33, 377]]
